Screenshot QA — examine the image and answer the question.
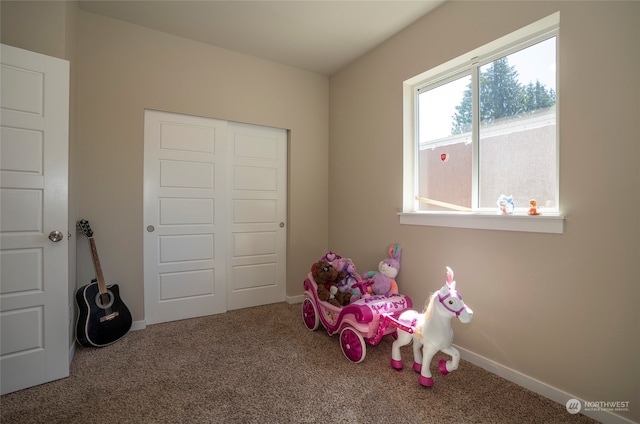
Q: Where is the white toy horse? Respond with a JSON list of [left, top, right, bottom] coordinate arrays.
[[390, 266, 473, 387]]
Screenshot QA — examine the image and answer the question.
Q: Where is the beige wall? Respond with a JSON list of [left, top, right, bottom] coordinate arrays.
[[2, 1, 638, 421], [73, 10, 329, 321], [1, 1, 68, 58], [2, 3, 329, 324], [329, 1, 639, 421]]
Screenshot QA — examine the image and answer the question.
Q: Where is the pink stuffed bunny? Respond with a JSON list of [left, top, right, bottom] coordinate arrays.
[[363, 244, 402, 296]]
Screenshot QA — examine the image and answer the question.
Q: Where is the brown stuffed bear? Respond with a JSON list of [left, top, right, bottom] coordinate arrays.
[[311, 261, 351, 307]]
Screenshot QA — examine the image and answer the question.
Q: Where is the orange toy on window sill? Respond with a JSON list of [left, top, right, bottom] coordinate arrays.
[[528, 199, 542, 216]]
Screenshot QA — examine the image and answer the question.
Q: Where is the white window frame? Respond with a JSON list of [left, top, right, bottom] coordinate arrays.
[[400, 12, 564, 234]]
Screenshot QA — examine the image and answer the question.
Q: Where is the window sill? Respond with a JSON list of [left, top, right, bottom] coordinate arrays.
[[398, 211, 565, 234]]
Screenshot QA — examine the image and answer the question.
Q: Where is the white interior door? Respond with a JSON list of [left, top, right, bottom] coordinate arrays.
[[0, 44, 70, 394], [144, 110, 228, 325], [144, 111, 287, 324], [226, 122, 286, 310]]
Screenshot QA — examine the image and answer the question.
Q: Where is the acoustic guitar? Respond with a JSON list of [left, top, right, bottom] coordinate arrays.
[[75, 219, 132, 347]]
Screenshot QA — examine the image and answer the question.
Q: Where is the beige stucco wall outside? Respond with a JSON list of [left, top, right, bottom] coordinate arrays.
[[329, 1, 639, 421]]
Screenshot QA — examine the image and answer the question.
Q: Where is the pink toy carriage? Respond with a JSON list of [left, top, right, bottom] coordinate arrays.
[[301, 272, 413, 363]]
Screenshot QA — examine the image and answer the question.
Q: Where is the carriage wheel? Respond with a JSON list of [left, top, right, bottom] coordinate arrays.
[[302, 298, 320, 330], [340, 327, 366, 363]]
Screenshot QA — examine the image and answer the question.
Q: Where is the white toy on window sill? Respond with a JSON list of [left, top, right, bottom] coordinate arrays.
[[497, 194, 515, 215]]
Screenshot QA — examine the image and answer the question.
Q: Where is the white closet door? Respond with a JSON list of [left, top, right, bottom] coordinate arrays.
[[226, 122, 287, 310], [144, 111, 287, 324], [143, 110, 228, 324]]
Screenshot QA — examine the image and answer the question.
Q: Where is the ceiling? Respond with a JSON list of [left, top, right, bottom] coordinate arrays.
[[77, 0, 445, 76]]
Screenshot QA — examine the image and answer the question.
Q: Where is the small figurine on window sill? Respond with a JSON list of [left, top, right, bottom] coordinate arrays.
[[528, 199, 541, 216], [497, 194, 514, 215]]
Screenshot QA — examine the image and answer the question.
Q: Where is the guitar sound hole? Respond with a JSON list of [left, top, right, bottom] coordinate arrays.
[[95, 290, 115, 310]]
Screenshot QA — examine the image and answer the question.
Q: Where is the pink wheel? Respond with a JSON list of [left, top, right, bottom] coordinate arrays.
[[302, 298, 319, 330], [340, 327, 366, 363]]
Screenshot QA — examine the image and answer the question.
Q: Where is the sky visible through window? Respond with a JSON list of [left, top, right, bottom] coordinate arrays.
[[420, 37, 556, 143]]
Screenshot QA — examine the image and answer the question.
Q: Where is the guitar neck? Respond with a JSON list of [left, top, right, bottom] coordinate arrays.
[[88, 237, 108, 295]]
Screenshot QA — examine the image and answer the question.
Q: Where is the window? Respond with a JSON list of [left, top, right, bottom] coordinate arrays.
[[401, 13, 564, 233]]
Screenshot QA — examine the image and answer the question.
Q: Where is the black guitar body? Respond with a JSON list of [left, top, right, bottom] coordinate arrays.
[[76, 279, 132, 347]]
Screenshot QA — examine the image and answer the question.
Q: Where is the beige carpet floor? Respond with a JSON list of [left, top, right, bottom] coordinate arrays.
[[1, 302, 598, 423]]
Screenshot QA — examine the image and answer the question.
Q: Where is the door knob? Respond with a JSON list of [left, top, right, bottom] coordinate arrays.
[[48, 230, 64, 242]]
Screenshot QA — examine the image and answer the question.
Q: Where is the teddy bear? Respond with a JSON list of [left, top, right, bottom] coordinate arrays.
[[362, 244, 402, 296], [311, 260, 351, 307], [320, 253, 360, 294]]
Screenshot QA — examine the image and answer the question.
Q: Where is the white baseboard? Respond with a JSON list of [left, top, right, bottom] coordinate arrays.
[[68, 342, 75, 364], [286, 294, 305, 304], [130, 320, 146, 331], [455, 345, 637, 424]]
